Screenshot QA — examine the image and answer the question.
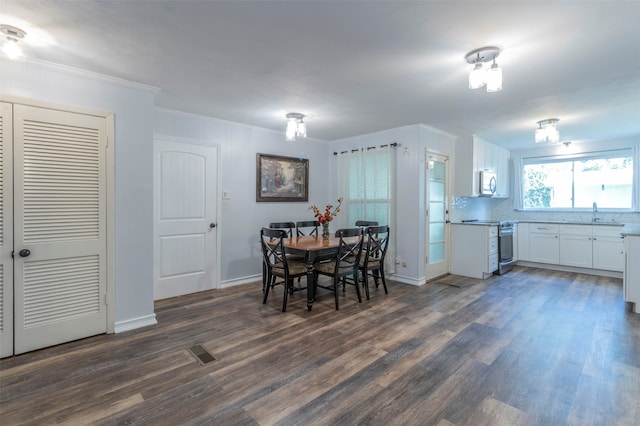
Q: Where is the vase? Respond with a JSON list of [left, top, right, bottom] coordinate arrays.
[[322, 222, 330, 240]]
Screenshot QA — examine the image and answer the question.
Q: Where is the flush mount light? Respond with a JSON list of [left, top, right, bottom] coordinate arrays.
[[285, 112, 307, 142], [465, 46, 502, 92], [0, 24, 27, 60], [535, 118, 560, 143]]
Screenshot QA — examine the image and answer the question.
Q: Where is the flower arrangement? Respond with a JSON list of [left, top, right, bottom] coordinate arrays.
[[309, 197, 343, 224]]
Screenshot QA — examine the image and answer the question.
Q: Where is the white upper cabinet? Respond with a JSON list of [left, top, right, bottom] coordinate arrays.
[[454, 135, 510, 198]]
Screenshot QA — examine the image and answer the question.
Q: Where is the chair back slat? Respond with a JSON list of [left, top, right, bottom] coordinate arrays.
[[355, 220, 379, 228], [296, 220, 320, 236], [269, 222, 295, 237]]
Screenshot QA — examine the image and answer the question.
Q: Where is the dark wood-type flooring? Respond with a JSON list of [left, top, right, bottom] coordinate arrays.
[[1, 266, 639, 425]]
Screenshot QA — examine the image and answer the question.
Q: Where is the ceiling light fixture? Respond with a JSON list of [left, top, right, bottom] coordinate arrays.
[[0, 24, 27, 60], [535, 118, 560, 143], [465, 46, 502, 92], [285, 112, 307, 142]]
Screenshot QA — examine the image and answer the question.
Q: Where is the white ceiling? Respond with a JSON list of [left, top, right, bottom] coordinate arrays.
[[2, 0, 640, 149]]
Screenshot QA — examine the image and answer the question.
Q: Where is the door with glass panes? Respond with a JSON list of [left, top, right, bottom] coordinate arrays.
[[426, 152, 449, 280]]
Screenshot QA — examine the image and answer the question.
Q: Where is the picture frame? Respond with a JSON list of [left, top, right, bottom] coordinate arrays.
[[256, 153, 309, 202]]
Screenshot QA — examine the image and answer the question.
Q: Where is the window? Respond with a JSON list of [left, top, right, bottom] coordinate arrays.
[[337, 147, 394, 226], [336, 146, 396, 273], [521, 149, 633, 209]]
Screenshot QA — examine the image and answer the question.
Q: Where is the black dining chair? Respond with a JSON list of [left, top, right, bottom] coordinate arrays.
[[359, 225, 390, 299], [355, 220, 379, 228], [260, 228, 307, 312], [263, 222, 295, 290], [269, 222, 295, 237], [296, 220, 320, 236], [312, 228, 364, 310]]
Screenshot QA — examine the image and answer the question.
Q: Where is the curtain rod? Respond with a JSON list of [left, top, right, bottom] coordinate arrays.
[[333, 142, 399, 155]]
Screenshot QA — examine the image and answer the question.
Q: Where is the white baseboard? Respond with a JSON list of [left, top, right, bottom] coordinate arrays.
[[114, 314, 157, 333], [390, 274, 425, 286]]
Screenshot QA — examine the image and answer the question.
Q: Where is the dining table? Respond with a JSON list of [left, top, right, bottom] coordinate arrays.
[[282, 235, 344, 310]]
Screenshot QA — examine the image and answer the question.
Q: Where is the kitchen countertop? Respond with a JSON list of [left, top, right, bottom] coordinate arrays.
[[516, 220, 625, 226], [621, 224, 640, 236], [454, 220, 627, 227], [452, 221, 500, 226], [453, 220, 640, 235]]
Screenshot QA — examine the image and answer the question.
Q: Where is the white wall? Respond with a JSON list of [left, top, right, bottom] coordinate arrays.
[[329, 124, 456, 285], [1, 59, 156, 330], [153, 108, 332, 285]]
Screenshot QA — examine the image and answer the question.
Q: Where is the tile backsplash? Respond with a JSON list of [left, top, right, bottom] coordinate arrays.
[[451, 197, 640, 224]]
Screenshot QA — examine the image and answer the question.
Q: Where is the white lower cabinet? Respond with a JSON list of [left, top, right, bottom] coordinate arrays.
[[560, 234, 592, 267], [529, 224, 560, 264], [592, 227, 625, 272], [559, 225, 593, 268], [519, 223, 624, 272], [451, 224, 498, 279]]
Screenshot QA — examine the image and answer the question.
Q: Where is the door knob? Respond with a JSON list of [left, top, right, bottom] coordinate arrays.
[[210, 223, 217, 228], [19, 249, 31, 257]]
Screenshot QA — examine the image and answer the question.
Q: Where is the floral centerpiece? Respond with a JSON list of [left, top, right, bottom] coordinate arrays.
[[309, 197, 343, 240]]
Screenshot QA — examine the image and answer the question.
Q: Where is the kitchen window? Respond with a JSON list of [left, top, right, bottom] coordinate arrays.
[[518, 148, 636, 210]]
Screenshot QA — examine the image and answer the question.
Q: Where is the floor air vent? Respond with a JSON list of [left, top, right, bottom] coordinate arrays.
[[188, 344, 216, 365]]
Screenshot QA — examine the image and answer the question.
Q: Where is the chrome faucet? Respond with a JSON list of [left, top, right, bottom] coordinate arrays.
[[592, 202, 599, 222]]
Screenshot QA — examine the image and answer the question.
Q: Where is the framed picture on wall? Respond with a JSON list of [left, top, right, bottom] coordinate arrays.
[[256, 153, 309, 202]]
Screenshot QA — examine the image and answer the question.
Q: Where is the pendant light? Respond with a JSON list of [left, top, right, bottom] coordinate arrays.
[[0, 24, 27, 60], [465, 46, 502, 92], [535, 119, 560, 143], [285, 112, 307, 142]]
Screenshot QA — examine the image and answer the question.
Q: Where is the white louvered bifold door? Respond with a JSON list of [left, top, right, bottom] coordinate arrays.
[[0, 102, 15, 358], [13, 104, 107, 355]]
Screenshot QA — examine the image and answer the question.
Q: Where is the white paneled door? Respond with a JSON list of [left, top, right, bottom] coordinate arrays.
[[2, 103, 108, 356], [154, 139, 218, 300], [426, 152, 450, 281]]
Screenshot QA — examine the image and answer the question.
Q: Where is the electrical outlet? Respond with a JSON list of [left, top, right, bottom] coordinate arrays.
[[402, 261, 407, 267]]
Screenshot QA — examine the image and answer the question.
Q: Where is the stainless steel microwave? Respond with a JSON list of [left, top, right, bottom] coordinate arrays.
[[479, 171, 497, 196]]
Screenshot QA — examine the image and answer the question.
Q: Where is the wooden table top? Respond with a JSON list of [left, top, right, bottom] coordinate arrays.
[[282, 235, 341, 250]]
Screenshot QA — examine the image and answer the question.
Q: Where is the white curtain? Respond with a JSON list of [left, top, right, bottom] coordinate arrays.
[[512, 153, 523, 210], [336, 146, 396, 273]]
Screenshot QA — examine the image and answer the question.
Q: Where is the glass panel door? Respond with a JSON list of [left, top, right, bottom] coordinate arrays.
[[427, 153, 449, 280]]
